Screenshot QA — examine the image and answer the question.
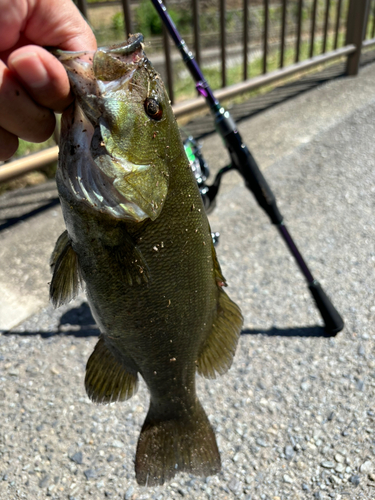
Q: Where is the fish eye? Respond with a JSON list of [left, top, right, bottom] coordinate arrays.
[[144, 98, 163, 120]]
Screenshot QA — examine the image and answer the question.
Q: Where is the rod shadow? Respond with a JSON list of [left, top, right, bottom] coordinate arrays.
[[241, 326, 329, 338], [0, 198, 60, 232], [5, 302, 329, 338], [4, 302, 100, 338]]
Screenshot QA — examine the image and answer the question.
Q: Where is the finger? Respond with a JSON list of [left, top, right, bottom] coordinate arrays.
[[0, 0, 97, 53], [0, 60, 56, 143], [8, 46, 72, 113], [27, 0, 97, 52], [0, 126, 19, 161]]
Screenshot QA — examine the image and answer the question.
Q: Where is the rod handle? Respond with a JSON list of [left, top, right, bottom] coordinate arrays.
[[308, 280, 344, 336]]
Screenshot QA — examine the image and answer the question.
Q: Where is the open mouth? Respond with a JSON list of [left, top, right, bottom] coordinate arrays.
[[53, 34, 145, 101]]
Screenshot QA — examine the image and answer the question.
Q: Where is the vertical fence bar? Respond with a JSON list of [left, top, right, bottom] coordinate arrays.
[[295, 0, 303, 62], [162, 0, 174, 103], [372, 0, 375, 38], [280, 0, 287, 68], [192, 0, 201, 67], [334, 0, 343, 49], [322, 0, 331, 53], [363, 0, 372, 38], [220, 0, 227, 87], [121, 0, 133, 37], [309, 0, 318, 57], [346, 0, 370, 75], [243, 0, 249, 80], [76, 0, 88, 19], [263, 0, 269, 74]]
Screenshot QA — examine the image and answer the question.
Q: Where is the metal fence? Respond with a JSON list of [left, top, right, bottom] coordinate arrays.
[[1, 0, 375, 183], [82, 0, 375, 109]]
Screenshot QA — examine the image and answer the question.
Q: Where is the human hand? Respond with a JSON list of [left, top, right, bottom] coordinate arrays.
[[0, 0, 97, 160]]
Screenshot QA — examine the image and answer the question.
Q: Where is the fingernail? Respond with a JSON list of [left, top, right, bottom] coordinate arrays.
[[10, 52, 49, 89]]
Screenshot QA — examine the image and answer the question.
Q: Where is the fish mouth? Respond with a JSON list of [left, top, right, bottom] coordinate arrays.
[[98, 33, 144, 56], [53, 33, 144, 62], [56, 35, 166, 222], [53, 34, 145, 108]]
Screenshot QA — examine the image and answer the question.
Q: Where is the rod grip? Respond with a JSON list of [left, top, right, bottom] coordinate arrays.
[[308, 280, 344, 336]]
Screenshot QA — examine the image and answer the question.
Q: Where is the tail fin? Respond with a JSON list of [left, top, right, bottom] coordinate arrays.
[[135, 399, 221, 486]]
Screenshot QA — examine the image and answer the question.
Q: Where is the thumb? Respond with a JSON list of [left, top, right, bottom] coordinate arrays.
[[8, 45, 73, 113]]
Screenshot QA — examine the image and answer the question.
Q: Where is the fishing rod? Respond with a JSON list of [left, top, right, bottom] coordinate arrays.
[[150, 0, 344, 336]]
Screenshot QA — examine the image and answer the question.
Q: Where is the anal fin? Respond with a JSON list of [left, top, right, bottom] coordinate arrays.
[[85, 336, 138, 404], [50, 230, 81, 307], [197, 288, 243, 379]]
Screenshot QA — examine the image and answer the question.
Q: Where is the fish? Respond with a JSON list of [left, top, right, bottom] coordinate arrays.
[[50, 33, 243, 486]]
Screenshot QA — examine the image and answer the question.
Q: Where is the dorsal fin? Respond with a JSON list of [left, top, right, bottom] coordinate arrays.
[[210, 239, 227, 287], [50, 230, 69, 270], [196, 288, 243, 379], [196, 241, 243, 379], [50, 231, 82, 307]]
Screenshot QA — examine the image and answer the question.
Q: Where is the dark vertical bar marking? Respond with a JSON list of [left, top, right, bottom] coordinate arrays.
[[280, 0, 287, 68], [121, 0, 133, 37], [295, 0, 303, 63], [334, 0, 343, 49], [372, 0, 375, 38], [310, 0, 318, 58], [220, 0, 227, 87], [243, 0, 249, 80], [322, 0, 331, 53], [263, 0, 269, 74], [192, 0, 201, 67]]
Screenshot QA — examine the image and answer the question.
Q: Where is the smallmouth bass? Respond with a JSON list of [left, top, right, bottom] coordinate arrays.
[[50, 34, 243, 486]]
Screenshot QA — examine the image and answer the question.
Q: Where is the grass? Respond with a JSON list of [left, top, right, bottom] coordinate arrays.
[[14, 137, 57, 159], [173, 32, 346, 103]]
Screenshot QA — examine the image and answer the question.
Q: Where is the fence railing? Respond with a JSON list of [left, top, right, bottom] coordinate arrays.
[[1, 0, 375, 183], [83, 0, 375, 105]]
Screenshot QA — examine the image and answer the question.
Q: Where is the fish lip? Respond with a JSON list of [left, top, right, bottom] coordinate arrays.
[[50, 33, 144, 64], [97, 33, 144, 56], [50, 34, 145, 97]]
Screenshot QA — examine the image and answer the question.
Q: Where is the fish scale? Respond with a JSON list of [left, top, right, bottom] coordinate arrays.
[[50, 33, 243, 486]]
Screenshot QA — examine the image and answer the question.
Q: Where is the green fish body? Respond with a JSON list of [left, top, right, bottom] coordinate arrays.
[[51, 34, 243, 486]]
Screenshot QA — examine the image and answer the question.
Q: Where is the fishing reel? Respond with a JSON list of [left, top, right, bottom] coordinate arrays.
[[184, 136, 232, 247], [183, 136, 232, 215]]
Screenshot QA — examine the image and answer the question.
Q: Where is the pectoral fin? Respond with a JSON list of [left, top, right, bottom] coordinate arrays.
[[85, 336, 138, 404], [50, 231, 82, 307], [112, 233, 150, 286], [196, 242, 243, 378]]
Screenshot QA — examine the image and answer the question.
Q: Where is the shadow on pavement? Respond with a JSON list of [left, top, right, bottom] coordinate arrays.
[[5, 302, 100, 338], [6, 301, 328, 339], [0, 198, 60, 232], [241, 325, 328, 337]]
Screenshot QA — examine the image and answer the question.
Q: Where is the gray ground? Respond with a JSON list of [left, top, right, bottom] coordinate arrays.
[[1, 60, 375, 500]]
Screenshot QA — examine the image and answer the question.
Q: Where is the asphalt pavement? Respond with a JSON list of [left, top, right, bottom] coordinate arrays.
[[0, 59, 375, 500]]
